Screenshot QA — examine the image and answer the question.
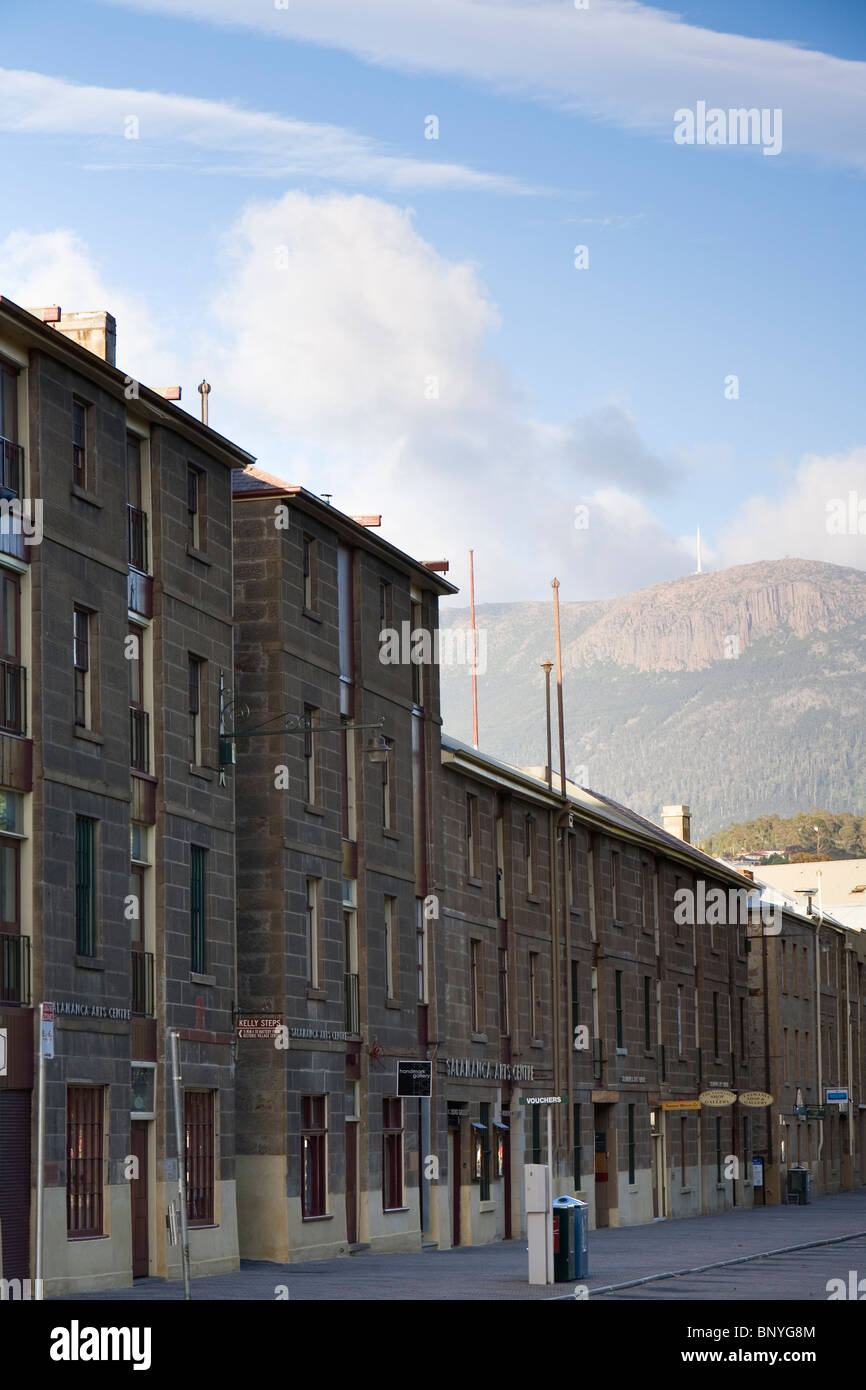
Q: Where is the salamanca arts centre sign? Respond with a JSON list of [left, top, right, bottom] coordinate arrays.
[[443, 1058, 534, 1081]]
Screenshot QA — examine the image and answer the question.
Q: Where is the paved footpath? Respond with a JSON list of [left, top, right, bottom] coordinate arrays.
[[62, 1189, 866, 1301]]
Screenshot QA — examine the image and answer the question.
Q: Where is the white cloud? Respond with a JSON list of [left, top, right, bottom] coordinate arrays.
[[207, 190, 696, 600], [717, 449, 866, 570], [95, 0, 866, 170], [0, 67, 531, 194], [0, 228, 183, 385]]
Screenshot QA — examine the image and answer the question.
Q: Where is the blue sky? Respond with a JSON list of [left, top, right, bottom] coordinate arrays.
[[2, 0, 866, 604]]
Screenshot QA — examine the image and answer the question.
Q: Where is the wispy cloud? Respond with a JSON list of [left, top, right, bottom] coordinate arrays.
[[0, 67, 534, 193], [94, 0, 866, 171]]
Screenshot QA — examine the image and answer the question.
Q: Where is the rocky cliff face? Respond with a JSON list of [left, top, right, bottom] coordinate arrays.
[[443, 559, 866, 675], [439, 558, 866, 839]]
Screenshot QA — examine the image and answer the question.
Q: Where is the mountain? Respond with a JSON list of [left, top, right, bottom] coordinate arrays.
[[438, 559, 866, 841]]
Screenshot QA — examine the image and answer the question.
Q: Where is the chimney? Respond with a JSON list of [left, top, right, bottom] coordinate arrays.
[[662, 804, 691, 844], [31, 309, 117, 367]]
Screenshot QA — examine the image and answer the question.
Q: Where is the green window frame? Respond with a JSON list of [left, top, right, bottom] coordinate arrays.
[[190, 845, 207, 974], [75, 816, 96, 956]]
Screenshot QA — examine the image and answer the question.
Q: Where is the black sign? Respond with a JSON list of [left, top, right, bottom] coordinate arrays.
[[397, 1059, 432, 1098]]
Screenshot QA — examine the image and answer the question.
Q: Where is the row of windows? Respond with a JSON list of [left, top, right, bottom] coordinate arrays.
[[302, 1095, 404, 1217], [67, 1086, 214, 1237], [73, 816, 208, 970], [566, 1105, 753, 1189]]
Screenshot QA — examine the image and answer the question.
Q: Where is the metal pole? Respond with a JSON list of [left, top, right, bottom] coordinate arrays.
[[35, 1006, 46, 1299], [170, 1030, 192, 1299], [469, 550, 479, 750], [551, 580, 567, 796], [541, 661, 553, 792]]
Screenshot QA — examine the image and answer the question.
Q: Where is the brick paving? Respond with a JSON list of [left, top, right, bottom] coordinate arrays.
[[55, 1188, 866, 1301]]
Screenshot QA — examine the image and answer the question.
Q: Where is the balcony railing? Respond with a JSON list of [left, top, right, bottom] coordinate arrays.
[[0, 437, 23, 498], [127, 504, 149, 574], [345, 971, 360, 1035], [592, 1035, 604, 1081], [130, 706, 150, 773], [131, 949, 154, 1017], [1, 932, 30, 1005], [0, 659, 26, 735]]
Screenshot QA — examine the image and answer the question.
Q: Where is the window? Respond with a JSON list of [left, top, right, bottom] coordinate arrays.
[[680, 1116, 687, 1179], [529, 951, 541, 1039], [303, 705, 319, 805], [740, 997, 746, 1061], [126, 434, 148, 572], [615, 970, 624, 1049], [384, 895, 397, 999], [715, 1116, 723, 1183], [742, 1115, 751, 1170], [674, 875, 684, 938], [573, 1103, 581, 1188], [66, 1086, 104, 1236], [302, 534, 316, 611], [571, 961, 579, 1040], [0, 829, 20, 931], [0, 569, 23, 734], [72, 398, 88, 488], [73, 607, 91, 728], [644, 976, 652, 1050], [128, 625, 148, 773], [306, 877, 321, 989], [524, 815, 536, 896], [466, 793, 479, 878], [628, 1104, 635, 1185], [415, 897, 427, 1003], [531, 1105, 541, 1165], [190, 845, 206, 974], [188, 655, 203, 765], [781, 940, 787, 994], [0, 361, 18, 447], [187, 466, 205, 550], [611, 851, 621, 922], [383, 1098, 403, 1210], [378, 579, 393, 630], [184, 1090, 215, 1226], [381, 744, 394, 829], [499, 947, 509, 1037], [783, 1027, 789, 1082], [75, 816, 96, 956], [470, 939, 483, 1033], [641, 860, 654, 933], [712, 991, 720, 1059], [302, 1095, 328, 1218], [495, 809, 507, 918], [676, 984, 683, 1056], [476, 1103, 491, 1201]]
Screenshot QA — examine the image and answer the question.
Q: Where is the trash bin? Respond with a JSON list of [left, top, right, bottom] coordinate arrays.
[[552, 1196, 588, 1282], [787, 1167, 811, 1205]]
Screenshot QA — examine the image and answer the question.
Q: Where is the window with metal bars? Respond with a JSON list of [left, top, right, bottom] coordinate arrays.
[[382, 1098, 403, 1210], [66, 1086, 104, 1236], [301, 1095, 327, 1218], [184, 1090, 215, 1225], [73, 607, 90, 727], [615, 970, 624, 1049], [190, 845, 206, 974], [75, 816, 96, 957], [628, 1104, 636, 1184]]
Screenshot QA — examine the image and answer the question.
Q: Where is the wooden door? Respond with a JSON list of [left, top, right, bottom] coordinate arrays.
[[450, 1127, 461, 1247], [345, 1122, 358, 1245], [130, 1122, 149, 1278]]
